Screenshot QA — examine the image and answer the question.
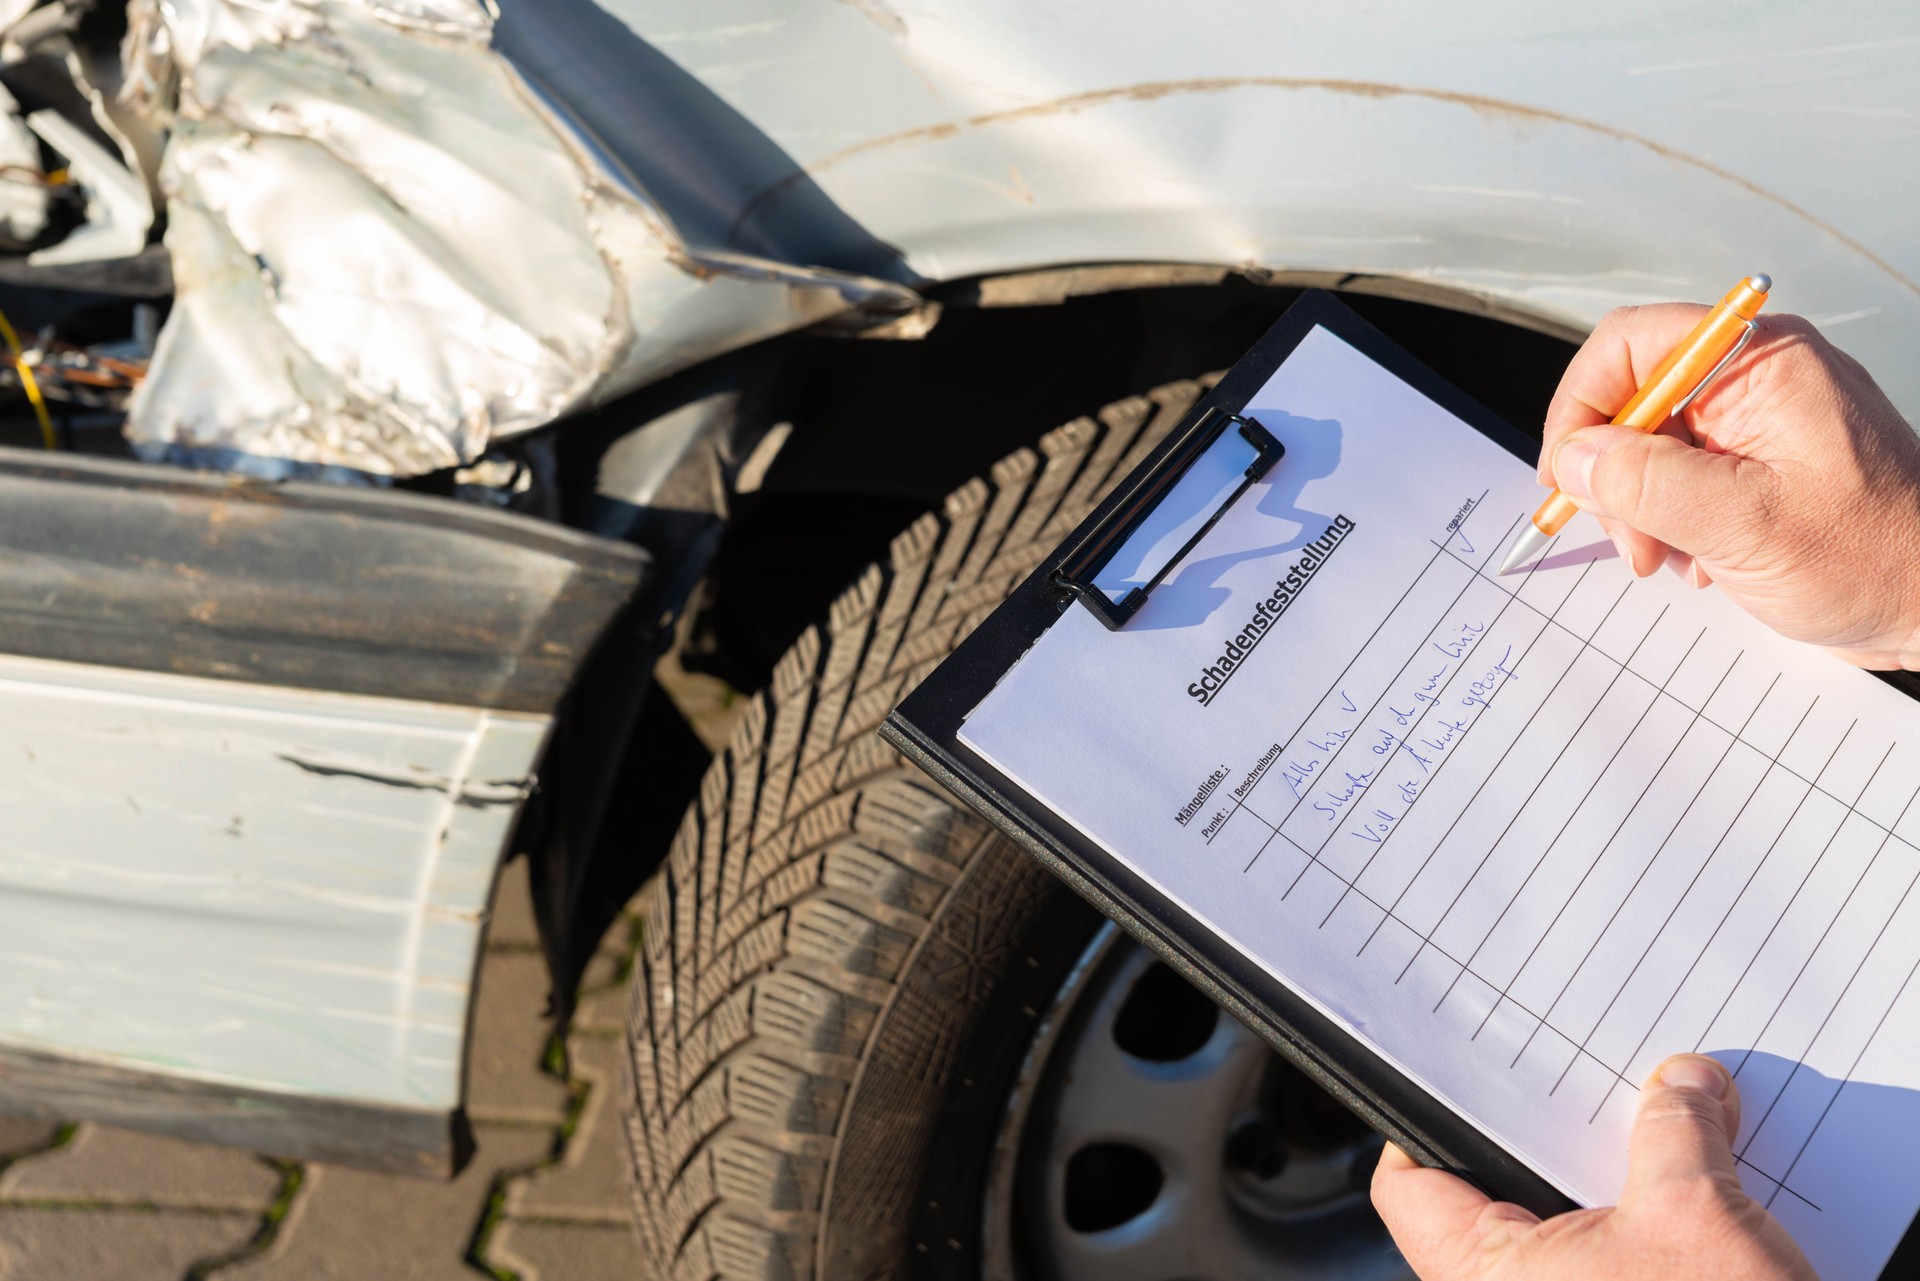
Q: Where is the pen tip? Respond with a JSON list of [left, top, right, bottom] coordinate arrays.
[[1748, 272, 1772, 294], [1497, 526, 1548, 576]]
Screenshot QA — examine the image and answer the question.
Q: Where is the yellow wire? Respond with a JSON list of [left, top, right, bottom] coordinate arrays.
[[0, 305, 54, 449]]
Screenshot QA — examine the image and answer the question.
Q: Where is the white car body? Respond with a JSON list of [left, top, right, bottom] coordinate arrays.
[[4, 0, 1914, 1171]]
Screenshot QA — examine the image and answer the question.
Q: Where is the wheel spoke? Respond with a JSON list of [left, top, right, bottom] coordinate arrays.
[[1006, 936, 1415, 1281], [1044, 1002, 1269, 1165]]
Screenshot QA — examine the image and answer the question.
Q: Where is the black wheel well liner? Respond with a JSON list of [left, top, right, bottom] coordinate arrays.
[[525, 272, 1579, 1014]]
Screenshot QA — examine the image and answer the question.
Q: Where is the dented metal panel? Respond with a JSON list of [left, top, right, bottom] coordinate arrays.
[[91, 0, 1920, 472], [613, 0, 1920, 419], [0, 654, 544, 1161], [0, 0, 1908, 1173], [119, 0, 643, 474], [116, 0, 916, 477], [0, 448, 643, 1169]]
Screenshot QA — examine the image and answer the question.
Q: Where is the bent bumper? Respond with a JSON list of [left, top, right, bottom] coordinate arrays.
[[0, 449, 645, 1174]]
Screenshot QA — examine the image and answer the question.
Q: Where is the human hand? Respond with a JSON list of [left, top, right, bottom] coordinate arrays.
[[1539, 305, 1920, 667], [1371, 1054, 1816, 1281]]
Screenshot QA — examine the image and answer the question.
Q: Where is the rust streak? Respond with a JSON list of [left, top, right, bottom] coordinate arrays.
[[736, 77, 1920, 300]]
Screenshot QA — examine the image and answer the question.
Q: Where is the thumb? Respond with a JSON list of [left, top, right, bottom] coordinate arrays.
[[1552, 427, 1776, 564], [1620, 1054, 1744, 1213]]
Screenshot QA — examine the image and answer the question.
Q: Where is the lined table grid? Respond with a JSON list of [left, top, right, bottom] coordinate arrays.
[[956, 326, 1920, 1278], [1205, 515, 1920, 1214]]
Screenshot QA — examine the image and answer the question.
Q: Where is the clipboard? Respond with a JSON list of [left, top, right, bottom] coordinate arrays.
[[881, 289, 1920, 1269], [883, 289, 1567, 1214]]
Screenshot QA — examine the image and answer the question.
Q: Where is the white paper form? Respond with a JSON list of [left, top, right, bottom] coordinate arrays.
[[958, 325, 1920, 1280]]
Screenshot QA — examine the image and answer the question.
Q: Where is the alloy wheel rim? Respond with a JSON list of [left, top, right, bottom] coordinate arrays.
[[984, 923, 1415, 1281]]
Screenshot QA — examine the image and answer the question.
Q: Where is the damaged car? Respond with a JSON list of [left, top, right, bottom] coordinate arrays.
[[0, 1, 1913, 1278]]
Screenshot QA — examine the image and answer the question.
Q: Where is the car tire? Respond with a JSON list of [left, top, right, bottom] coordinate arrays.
[[621, 376, 1220, 1280]]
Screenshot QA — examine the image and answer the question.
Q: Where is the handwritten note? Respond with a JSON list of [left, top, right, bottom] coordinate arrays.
[[959, 324, 1920, 1280]]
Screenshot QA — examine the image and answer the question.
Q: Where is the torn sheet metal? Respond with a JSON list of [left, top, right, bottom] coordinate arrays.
[[23, 106, 149, 264], [118, 0, 914, 478], [0, 86, 48, 248], [0, 0, 43, 38], [116, 0, 1920, 475]]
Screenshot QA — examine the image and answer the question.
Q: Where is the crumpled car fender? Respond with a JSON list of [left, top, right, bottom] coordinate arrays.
[[118, 0, 914, 479]]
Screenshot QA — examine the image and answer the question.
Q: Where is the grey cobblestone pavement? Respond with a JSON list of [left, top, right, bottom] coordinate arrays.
[[0, 856, 652, 1280]]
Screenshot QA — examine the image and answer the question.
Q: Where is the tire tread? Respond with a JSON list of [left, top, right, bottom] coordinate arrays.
[[624, 378, 1212, 1279]]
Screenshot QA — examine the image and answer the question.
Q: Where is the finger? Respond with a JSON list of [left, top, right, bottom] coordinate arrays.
[[1595, 513, 1671, 579], [1825, 643, 1904, 669], [1603, 517, 1671, 578], [1372, 1143, 1537, 1280], [1620, 1054, 1744, 1213], [1665, 554, 1711, 587], [1654, 416, 1697, 446], [1539, 304, 1715, 486], [1579, 405, 1693, 578], [1551, 426, 1773, 565]]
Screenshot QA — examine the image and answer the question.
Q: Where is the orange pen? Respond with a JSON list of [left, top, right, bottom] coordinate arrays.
[[1497, 273, 1772, 574]]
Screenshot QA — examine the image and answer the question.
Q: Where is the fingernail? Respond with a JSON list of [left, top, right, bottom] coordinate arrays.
[[1554, 436, 1600, 500], [1610, 529, 1634, 571], [1659, 1055, 1731, 1098]]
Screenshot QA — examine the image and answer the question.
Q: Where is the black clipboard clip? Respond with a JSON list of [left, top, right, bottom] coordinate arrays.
[[1050, 409, 1284, 629]]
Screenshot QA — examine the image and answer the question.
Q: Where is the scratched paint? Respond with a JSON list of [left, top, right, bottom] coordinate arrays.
[[615, 0, 1920, 419], [0, 651, 548, 1111], [117, 0, 1920, 473]]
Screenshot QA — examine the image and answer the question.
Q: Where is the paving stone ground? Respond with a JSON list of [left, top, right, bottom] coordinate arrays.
[[0, 858, 653, 1281]]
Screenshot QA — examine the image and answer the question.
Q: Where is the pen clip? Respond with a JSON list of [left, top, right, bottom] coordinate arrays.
[[1673, 318, 1758, 415]]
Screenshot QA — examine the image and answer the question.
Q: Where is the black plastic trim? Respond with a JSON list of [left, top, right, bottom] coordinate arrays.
[[0, 1041, 473, 1177], [0, 448, 647, 712]]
